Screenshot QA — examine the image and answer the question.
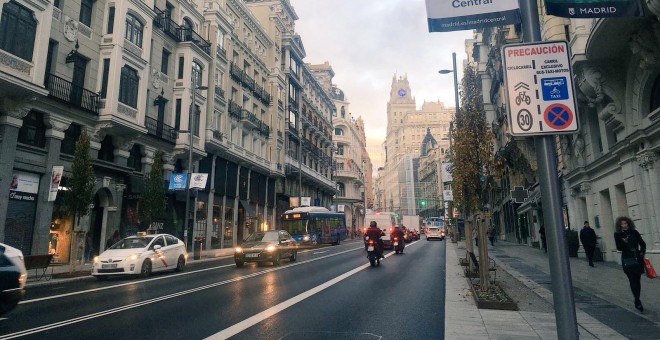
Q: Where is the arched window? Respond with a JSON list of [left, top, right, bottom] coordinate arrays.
[[126, 144, 142, 172], [119, 65, 139, 108], [0, 1, 37, 61], [125, 13, 143, 47], [334, 128, 344, 136], [18, 111, 46, 147], [192, 61, 203, 87], [337, 183, 345, 197], [182, 18, 194, 41], [650, 75, 660, 113]]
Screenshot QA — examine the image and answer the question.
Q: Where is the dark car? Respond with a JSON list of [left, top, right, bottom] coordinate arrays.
[[0, 243, 27, 316], [234, 230, 298, 267]]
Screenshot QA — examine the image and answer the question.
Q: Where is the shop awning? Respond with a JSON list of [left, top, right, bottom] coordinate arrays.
[[240, 200, 256, 217]]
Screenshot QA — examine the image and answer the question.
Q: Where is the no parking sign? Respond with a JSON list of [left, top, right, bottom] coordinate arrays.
[[502, 41, 579, 136]]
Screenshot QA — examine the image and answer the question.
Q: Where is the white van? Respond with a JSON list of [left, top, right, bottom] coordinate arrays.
[[364, 212, 396, 249], [425, 217, 446, 240]]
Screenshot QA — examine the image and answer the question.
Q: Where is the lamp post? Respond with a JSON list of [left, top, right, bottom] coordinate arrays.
[[184, 79, 208, 251], [439, 52, 460, 239]]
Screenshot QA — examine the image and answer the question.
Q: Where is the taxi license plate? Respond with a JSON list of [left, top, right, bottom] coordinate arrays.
[[102, 263, 117, 269], [367, 246, 374, 251], [246, 253, 259, 258], [394, 242, 399, 246]]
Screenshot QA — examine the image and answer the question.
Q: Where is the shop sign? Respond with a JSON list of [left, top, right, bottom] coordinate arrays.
[[9, 171, 40, 201], [545, 0, 643, 18]]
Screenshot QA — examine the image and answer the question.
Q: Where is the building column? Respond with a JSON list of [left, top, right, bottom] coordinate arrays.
[[233, 165, 241, 246], [113, 139, 133, 168], [0, 101, 31, 242], [32, 115, 70, 254], [141, 145, 157, 174], [637, 151, 659, 247]]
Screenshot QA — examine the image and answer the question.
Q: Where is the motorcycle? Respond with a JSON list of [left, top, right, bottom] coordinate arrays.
[[393, 236, 405, 254], [365, 237, 380, 267]]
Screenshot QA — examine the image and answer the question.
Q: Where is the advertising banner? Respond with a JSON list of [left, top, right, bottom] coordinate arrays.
[[545, 0, 643, 18], [48, 166, 64, 202], [443, 190, 454, 202], [337, 204, 345, 213], [189, 173, 208, 190], [441, 162, 453, 183], [301, 197, 311, 207], [426, 0, 520, 33], [168, 173, 188, 191], [9, 171, 40, 201], [289, 197, 300, 208]]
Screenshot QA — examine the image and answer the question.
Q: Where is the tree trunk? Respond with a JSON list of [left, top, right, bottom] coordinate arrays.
[[465, 210, 473, 254], [478, 216, 490, 290]]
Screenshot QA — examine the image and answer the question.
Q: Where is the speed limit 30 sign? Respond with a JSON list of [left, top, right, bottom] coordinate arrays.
[[502, 41, 579, 136]]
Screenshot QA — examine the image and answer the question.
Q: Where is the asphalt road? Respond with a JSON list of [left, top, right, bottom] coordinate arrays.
[[0, 238, 446, 340]]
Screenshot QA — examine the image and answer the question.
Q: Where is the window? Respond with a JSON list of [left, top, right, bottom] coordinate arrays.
[[79, 0, 93, 27], [60, 124, 82, 155], [119, 65, 139, 108], [175, 99, 182, 130], [18, 111, 46, 148], [161, 49, 170, 74], [100, 59, 110, 98], [334, 128, 344, 136], [0, 1, 37, 61], [337, 183, 345, 197], [288, 110, 296, 129], [54, 0, 61, 8], [44, 40, 58, 81], [336, 144, 344, 156], [98, 136, 114, 162], [127, 144, 142, 172], [178, 56, 184, 79], [125, 13, 143, 47], [193, 105, 200, 137], [650, 75, 660, 113], [107, 6, 115, 34], [192, 61, 202, 87]]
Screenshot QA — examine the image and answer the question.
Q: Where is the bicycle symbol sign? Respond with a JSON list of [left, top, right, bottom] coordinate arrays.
[[517, 109, 533, 131], [543, 103, 573, 130]]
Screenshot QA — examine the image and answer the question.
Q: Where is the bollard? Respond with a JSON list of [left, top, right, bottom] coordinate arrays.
[[193, 237, 203, 260]]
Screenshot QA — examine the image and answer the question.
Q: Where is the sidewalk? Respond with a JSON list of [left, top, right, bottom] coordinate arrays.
[[446, 239, 660, 339], [25, 247, 235, 287]]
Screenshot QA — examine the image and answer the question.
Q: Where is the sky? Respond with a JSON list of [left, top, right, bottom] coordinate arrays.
[[289, 0, 473, 168]]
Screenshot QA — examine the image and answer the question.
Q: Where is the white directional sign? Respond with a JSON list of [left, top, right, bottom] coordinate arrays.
[[502, 41, 579, 136]]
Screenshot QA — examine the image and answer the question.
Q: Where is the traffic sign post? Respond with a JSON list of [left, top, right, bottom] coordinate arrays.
[[502, 40, 579, 136]]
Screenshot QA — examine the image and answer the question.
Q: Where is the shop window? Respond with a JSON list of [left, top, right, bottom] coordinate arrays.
[[0, 1, 37, 61], [18, 111, 46, 148], [60, 123, 82, 155]]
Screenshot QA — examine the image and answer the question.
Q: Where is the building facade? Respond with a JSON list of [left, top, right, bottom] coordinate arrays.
[[0, 0, 341, 263], [469, 9, 660, 264]]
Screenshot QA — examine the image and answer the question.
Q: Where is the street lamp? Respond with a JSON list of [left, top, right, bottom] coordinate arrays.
[[184, 80, 208, 250], [439, 52, 460, 238]]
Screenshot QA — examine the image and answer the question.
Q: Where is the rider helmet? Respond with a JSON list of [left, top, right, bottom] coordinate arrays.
[[369, 221, 377, 228]]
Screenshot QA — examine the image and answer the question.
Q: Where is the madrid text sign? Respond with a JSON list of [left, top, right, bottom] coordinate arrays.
[[502, 41, 579, 136]]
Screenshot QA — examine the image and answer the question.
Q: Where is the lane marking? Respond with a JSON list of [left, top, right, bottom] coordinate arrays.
[[313, 251, 328, 254], [2, 247, 366, 339], [207, 251, 396, 340], [21, 244, 362, 304]]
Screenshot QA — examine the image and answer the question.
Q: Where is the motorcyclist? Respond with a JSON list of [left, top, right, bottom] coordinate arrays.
[[392, 225, 405, 250], [364, 221, 384, 259]]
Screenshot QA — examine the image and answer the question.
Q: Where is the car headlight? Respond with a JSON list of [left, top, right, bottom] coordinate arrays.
[[93, 256, 100, 263], [125, 253, 139, 261], [303, 235, 310, 241], [235, 247, 243, 253], [18, 273, 27, 288], [265, 245, 276, 252]]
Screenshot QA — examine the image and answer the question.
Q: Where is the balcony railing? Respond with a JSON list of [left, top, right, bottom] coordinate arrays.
[[145, 116, 178, 144], [214, 85, 225, 99], [212, 130, 223, 140], [216, 45, 226, 58], [230, 63, 243, 81], [45, 73, 99, 114], [228, 100, 242, 120], [241, 109, 260, 128], [154, 8, 211, 55]]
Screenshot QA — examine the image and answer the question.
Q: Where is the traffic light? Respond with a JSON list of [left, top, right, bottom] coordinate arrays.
[[419, 199, 427, 208]]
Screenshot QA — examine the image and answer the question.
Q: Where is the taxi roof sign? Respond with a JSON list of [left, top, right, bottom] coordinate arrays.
[[502, 41, 579, 136]]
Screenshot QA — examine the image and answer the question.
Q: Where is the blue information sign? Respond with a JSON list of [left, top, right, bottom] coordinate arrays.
[[168, 173, 188, 190], [541, 77, 569, 101]]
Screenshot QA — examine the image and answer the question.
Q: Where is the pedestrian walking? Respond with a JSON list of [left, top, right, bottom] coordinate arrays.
[[84, 233, 93, 263], [614, 216, 646, 313], [580, 221, 598, 267], [538, 225, 547, 253], [488, 227, 496, 246]]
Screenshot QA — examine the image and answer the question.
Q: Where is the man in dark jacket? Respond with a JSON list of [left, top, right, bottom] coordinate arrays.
[[580, 221, 598, 267], [365, 221, 384, 258]]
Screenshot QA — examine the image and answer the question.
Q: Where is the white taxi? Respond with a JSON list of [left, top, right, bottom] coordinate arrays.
[[92, 233, 187, 280]]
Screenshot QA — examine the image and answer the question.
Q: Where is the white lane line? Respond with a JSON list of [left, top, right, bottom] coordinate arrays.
[[21, 245, 361, 304], [313, 250, 328, 254], [1, 247, 364, 339], [207, 251, 396, 340]]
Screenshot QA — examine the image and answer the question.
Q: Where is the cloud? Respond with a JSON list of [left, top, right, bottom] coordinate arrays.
[[290, 0, 472, 168]]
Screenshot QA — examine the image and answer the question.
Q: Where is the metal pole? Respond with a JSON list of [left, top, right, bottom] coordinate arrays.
[[185, 78, 196, 251], [519, 0, 578, 338], [451, 52, 459, 240]]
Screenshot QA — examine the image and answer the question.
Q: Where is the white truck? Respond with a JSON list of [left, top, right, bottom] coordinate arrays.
[[401, 215, 421, 232]]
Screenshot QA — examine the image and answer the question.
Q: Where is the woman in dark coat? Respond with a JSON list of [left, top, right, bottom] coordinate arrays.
[[614, 216, 646, 312]]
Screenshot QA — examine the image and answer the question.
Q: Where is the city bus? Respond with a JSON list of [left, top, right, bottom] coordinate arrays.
[[280, 207, 348, 246]]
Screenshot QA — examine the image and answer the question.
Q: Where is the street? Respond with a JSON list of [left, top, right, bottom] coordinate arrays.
[[1, 239, 446, 339]]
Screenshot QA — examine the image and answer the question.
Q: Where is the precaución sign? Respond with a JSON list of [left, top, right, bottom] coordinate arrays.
[[502, 41, 579, 136]]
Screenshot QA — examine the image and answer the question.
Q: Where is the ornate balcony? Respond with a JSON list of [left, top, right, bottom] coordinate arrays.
[[45, 73, 99, 114], [214, 86, 225, 99], [230, 63, 243, 81], [216, 45, 226, 58], [228, 100, 242, 120], [241, 109, 260, 129], [154, 8, 211, 55], [145, 116, 177, 144]]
